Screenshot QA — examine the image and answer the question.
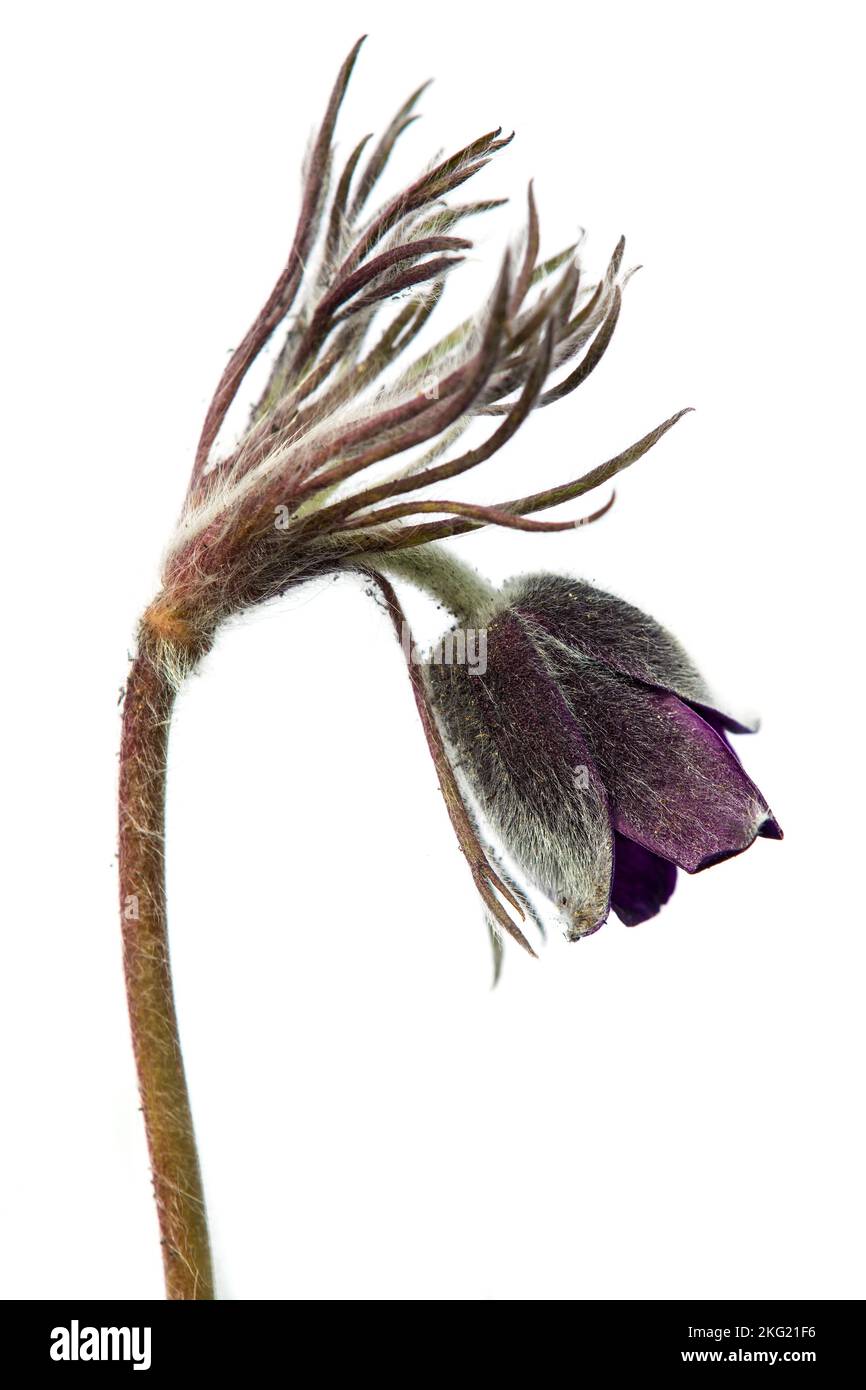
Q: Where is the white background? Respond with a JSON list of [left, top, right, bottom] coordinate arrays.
[[2, 1, 863, 1300]]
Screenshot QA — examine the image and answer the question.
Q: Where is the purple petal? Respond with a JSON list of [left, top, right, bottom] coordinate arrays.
[[505, 573, 756, 734], [612, 834, 677, 926], [538, 640, 782, 874]]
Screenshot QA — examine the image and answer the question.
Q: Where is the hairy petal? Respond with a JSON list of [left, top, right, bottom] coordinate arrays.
[[373, 575, 538, 957], [543, 645, 782, 873], [503, 572, 756, 734], [427, 612, 614, 938]]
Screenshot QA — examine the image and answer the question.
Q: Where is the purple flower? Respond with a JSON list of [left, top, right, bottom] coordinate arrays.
[[426, 574, 781, 940]]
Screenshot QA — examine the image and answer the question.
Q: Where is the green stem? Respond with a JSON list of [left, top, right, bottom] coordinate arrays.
[[366, 541, 497, 622]]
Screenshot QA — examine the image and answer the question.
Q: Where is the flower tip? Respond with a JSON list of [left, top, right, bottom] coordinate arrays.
[[565, 911, 606, 943], [724, 710, 761, 734], [758, 814, 783, 841]]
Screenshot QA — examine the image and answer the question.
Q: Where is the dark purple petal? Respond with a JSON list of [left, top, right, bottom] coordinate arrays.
[[426, 612, 614, 938], [611, 834, 677, 926], [531, 631, 782, 874], [504, 573, 756, 734], [757, 816, 784, 841]]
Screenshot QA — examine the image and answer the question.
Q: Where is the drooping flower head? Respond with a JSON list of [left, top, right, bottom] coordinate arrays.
[[426, 575, 782, 945]]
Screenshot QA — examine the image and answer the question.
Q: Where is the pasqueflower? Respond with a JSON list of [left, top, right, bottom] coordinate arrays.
[[426, 574, 781, 942], [118, 37, 780, 1298]]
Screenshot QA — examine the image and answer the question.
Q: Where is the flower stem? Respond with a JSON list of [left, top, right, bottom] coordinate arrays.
[[118, 638, 214, 1300], [365, 541, 496, 622]]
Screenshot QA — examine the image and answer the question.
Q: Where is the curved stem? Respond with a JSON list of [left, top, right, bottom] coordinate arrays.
[[364, 541, 496, 623], [118, 643, 214, 1300]]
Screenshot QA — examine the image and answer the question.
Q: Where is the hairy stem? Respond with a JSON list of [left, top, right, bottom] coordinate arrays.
[[365, 541, 496, 622], [118, 638, 214, 1300]]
